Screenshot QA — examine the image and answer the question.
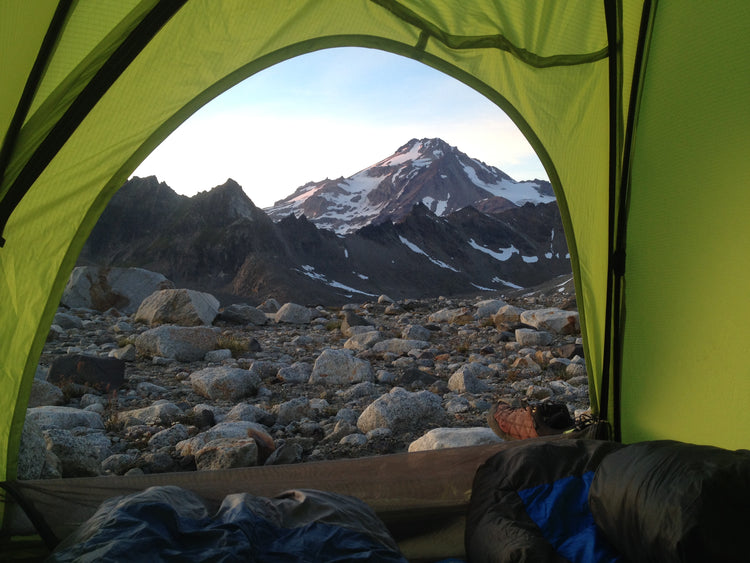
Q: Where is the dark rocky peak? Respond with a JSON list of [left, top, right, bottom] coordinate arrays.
[[191, 179, 261, 221]]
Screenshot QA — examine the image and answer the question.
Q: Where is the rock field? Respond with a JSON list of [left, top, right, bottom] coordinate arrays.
[[20, 279, 589, 480]]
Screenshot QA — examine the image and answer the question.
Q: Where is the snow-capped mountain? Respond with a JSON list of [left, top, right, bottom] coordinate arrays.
[[265, 138, 554, 234]]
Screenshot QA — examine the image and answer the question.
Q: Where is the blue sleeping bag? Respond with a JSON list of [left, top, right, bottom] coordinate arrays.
[[465, 438, 624, 563]]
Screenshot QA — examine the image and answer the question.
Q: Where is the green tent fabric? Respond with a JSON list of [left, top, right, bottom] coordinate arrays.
[[1, 0, 748, 491]]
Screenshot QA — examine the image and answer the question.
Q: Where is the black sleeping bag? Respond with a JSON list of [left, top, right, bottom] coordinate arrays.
[[47, 486, 408, 562], [465, 438, 625, 563], [588, 440, 750, 563]]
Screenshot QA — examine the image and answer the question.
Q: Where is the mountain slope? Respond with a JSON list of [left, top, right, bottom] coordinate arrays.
[[81, 139, 568, 305], [265, 138, 554, 234]]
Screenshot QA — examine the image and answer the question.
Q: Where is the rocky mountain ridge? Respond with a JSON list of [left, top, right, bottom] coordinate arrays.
[[80, 173, 569, 305]]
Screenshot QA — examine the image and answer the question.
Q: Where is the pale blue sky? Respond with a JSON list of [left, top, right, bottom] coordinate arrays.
[[133, 47, 547, 209]]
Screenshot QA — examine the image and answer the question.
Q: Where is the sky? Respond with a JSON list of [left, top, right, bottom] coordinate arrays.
[[132, 47, 547, 209]]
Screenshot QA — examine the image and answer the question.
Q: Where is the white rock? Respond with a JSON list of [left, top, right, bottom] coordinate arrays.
[[448, 363, 492, 393], [515, 328, 553, 346], [357, 387, 446, 434], [135, 288, 219, 326], [408, 427, 503, 452], [26, 406, 104, 430], [119, 401, 183, 427], [275, 303, 311, 324], [344, 331, 384, 351], [175, 421, 270, 457], [371, 338, 430, 355], [474, 299, 508, 319], [194, 438, 258, 470], [519, 308, 579, 334], [135, 325, 219, 361], [401, 325, 431, 341], [309, 349, 374, 385], [428, 307, 471, 323], [190, 367, 261, 401], [493, 304, 525, 323]]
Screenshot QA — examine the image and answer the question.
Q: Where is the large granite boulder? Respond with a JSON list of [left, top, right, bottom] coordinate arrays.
[[61, 266, 173, 314]]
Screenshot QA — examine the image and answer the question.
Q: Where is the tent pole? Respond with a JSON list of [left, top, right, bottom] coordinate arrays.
[[0, 0, 73, 248], [613, 0, 656, 442]]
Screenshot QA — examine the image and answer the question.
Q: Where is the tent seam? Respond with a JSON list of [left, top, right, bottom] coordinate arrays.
[[370, 0, 609, 68]]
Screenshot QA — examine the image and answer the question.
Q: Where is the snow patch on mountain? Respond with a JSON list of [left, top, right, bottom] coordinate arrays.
[[468, 239, 518, 262], [297, 265, 376, 297], [399, 236, 460, 272]]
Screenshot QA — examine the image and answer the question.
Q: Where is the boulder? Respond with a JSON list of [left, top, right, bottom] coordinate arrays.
[[108, 344, 136, 361], [474, 299, 508, 319], [217, 304, 268, 325], [428, 307, 472, 323], [274, 303, 312, 324], [61, 266, 173, 314], [343, 331, 384, 351], [101, 453, 138, 475], [408, 427, 503, 452], [357, 387, 446, 434], [275, 397, 314, 426], [309, 349, 374, 385], [448, 363, 493, 393], [47, 354, 125, 392], [148, 424, 189, 449], [340, 311, 374, 337], [493, 304, 525, 324], [135, 288, 219, 326], [52, 312, 84, 329], [27, 379, 64, 407], [42, 428, 111, 477], [224, 403, 275, 426], [189, 367, 261, 401], [371, 338, 430, 356], [26, 406, 104, 430], [515, 328, 553, 347], [519, 307, 580, 334], [17, 418, 47, 480], [119, 401, 183, 427], [134, 325, 219, 361], [258, 298, 281, 313], [194, 438, 258, 470], [401, 325, 432, 341], [276, 362, 312, 384], [175, 421, 272, 457]]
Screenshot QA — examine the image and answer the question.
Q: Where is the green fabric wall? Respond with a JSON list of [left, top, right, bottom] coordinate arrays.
[[622, 0, 750, 448]]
